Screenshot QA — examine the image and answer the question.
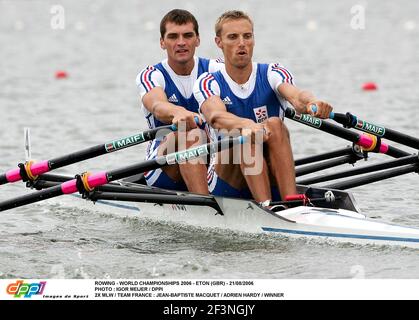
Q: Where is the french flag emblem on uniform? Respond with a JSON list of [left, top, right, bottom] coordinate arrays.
[[253, 106, 268, 123]]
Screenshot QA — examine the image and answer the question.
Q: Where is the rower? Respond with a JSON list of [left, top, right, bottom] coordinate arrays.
[[136, 9, 224, 194], [194, 10, 333, 203]]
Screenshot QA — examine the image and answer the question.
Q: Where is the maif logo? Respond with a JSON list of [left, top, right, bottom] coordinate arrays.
[[6, 280, 46, 298]]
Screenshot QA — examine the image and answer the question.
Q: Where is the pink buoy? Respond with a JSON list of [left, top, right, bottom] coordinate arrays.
[[362, 82, 377, 91], [55, 70, 68, 79]]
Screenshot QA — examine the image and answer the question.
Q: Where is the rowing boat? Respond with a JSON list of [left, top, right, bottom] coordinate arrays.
[[37, 175, 419, 249], [82, 182, 419, 248], [2, 108, 419, 249]]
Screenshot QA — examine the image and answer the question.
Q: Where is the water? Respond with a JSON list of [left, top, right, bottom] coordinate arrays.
[[1, 0, 419, 279]]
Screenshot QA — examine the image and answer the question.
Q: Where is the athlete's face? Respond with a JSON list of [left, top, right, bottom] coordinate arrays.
[[215, 19, 254, 69], [160, 22, 200, 65]]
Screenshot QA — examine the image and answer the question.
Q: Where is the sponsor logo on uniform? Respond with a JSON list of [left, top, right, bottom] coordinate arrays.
[[222, 96, 233, 105], [253, 106, 268, 123], [168, 94, 178, 103]]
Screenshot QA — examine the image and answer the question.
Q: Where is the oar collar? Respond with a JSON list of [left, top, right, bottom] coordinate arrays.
[[18, 161, 39, 182], [75, 172, 95, 197]]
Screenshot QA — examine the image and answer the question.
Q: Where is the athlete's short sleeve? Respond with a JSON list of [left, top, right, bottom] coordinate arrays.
[[208, 58, 225, 73], [193, 72, 221, 108], [267, 63, 295, 91], [135, 66, 165, 99]]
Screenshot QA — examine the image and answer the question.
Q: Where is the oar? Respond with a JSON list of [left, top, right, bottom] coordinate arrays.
[[297, 154, 419, 185], [0, 124, 177, 186], [285, 108, 410, 158], [324, 163, 419, 190], [294, 146, 360, 166], [310, 105, 419, 150], [295, 153, 364, 177], [0, 136, 243, 212]]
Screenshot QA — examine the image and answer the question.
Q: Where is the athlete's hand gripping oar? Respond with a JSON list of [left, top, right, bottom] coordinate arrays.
[[0, 136, 244, 212], [310, 105, 419, 150], [285, 107, 410, 158], [0, 117, 204, 186]]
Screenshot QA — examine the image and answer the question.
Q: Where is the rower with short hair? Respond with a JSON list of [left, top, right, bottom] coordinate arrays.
[[194, 10, 332, 204], [136, 9, 223, 194]]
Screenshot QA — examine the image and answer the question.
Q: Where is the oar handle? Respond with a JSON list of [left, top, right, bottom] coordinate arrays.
[[310, 105, 363, 128], [170, 116, 204, 131], [310, 104, 335, 119], [310, 105, 361, 128]]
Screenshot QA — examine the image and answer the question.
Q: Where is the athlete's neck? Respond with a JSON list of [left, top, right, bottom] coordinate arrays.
[[225, 62, 252, 85], [167, 58, 195, 76]]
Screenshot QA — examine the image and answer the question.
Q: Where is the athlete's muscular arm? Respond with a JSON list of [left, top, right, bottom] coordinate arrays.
[[142, 87, 200, 130], [277, 82, 333, 119], [201, 96, 253, 131]]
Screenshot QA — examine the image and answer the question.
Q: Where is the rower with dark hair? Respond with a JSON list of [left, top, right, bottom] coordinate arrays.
[[136, 9, 223, 194]]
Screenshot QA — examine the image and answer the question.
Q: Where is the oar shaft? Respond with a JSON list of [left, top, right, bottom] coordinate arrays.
[[107, 137, 238, 181], [379, 128, 419, 149], [0, 125, 175, 185], [0, 185, 64, 210], [30, 177, 179, 195], [325, 164, 419, 190], [295, 146, 357, 166], [298, 154, 419, 185], [311, 105, 419, 150], [285, 108, 410, 158], [350, 119, 419, 149], [0, 172, 110, 211], [296, 154, 363, 177]]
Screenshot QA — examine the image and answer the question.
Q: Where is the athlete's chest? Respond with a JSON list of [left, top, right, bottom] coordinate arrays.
[[218, 83, 279, 122]]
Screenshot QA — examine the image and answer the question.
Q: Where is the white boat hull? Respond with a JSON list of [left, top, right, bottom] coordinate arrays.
[[68, 194, 419, 249]]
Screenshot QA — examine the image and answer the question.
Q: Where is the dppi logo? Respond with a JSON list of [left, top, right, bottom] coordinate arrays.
[[6, 280, 46, 298]]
